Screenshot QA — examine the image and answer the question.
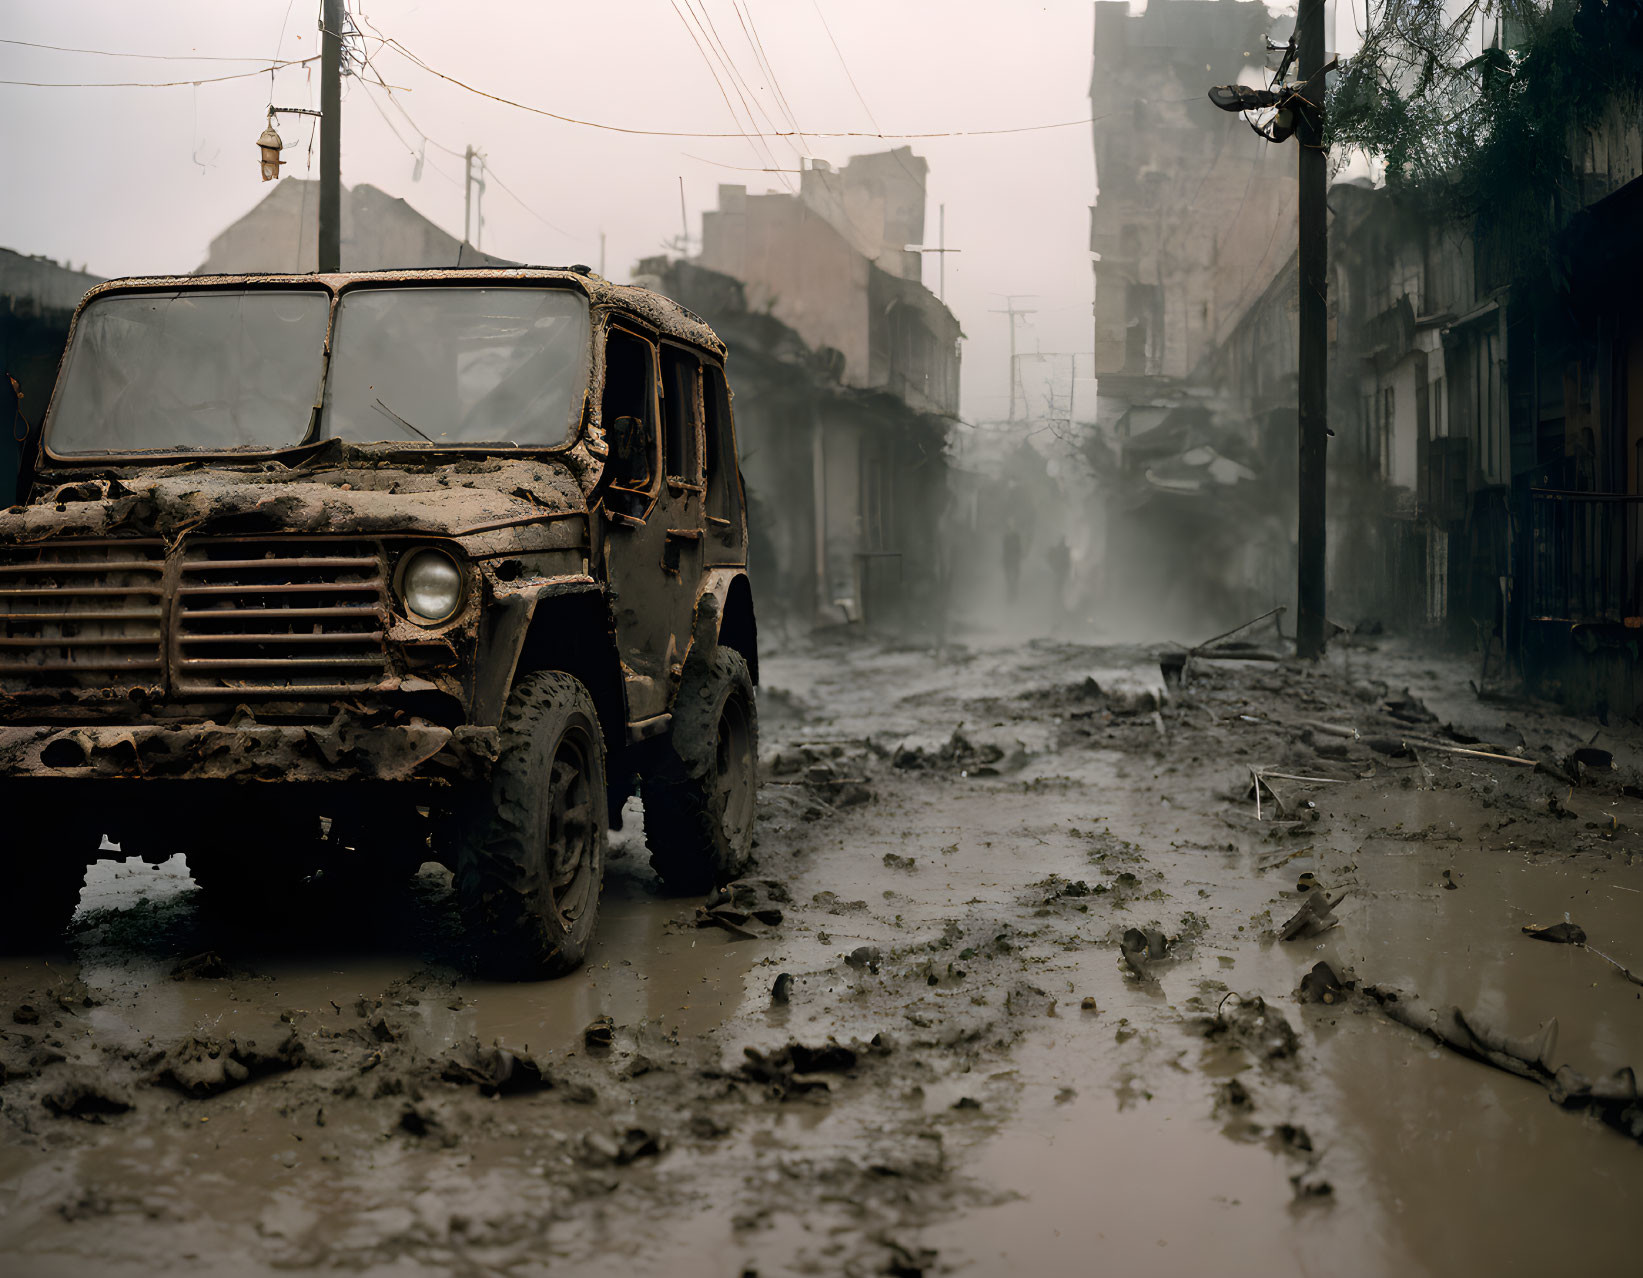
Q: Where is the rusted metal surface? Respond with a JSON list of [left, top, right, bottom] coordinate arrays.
[[0, 717, 499, 783]]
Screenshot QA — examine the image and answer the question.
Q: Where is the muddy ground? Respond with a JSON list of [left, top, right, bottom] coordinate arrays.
[[2, 628, 1641, 1276]]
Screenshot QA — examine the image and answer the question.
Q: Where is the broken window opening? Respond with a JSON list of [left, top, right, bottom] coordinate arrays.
[[601, 329, 659, 519], [660, 345, 703, 486]]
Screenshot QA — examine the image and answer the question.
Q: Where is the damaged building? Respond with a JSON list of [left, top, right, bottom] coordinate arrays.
[[198, 179, 511, 274], [1086, 0, 1299, 634], [668, 149, 962, 630], [1205, 62, 1643, 714]]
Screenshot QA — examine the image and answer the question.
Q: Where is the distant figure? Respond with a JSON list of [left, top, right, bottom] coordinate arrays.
[[1046, 537, 1071, 627], [1002, 525, 1023, 604]]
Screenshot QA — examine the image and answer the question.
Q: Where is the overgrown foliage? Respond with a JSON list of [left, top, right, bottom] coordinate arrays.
[[1329, 0, 1643, 249]]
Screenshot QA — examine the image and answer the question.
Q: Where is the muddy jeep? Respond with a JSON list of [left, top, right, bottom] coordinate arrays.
[[0, 268, 759, 977]]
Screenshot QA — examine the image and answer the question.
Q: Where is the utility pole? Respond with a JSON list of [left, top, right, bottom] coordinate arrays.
[[463, 146, 487, 250], [989, 295, 1036, 423], [908, 204, 961, 303], [318, 0, 342, 272], [1207, 0, 1333, 658], [1294, 0, 1328, 660]]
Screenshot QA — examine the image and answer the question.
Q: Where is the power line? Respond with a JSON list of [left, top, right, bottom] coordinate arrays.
[[0, 36, 299, 62], [368, 31, 1136, 140], [670, 1, 793, 189], [735, 1, 810, 153], [350, 37, 581, 244], [690, 0, 802, 162], [808, 0, 881, 134], [1, 57, 319, 88]]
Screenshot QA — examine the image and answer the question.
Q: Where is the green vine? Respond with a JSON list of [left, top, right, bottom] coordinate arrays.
[[1328, 0, 1643, 264]]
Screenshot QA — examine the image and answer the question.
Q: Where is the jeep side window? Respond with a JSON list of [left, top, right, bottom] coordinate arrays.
[[702, 364, 742, 527], [660, 346, 702, 485], [601, 330, 657, 501]]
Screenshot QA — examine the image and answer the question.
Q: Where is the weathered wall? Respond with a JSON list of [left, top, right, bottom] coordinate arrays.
[[700, 189, 872, 390], [1090, 0, 1296, 381], [198, 180, 514, 274], [696, 148, 960, 418]]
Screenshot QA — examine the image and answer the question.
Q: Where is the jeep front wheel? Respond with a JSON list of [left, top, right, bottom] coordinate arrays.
[[642, 647, 757, 895], [457, 671, 607, 979]]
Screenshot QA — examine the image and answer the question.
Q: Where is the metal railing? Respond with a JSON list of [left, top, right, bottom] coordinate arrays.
[[1528, 490, 1643, 623]]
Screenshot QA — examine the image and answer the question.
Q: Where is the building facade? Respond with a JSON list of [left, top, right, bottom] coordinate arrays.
[[696, 148, 961, 420]]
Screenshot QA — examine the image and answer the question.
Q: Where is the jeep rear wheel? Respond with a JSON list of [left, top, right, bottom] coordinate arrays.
[[457, 671, 606, 979], [642, 647, 757, 895]]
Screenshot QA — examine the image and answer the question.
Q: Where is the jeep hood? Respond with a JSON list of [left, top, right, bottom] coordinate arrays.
[[1, 451, 593, 546]]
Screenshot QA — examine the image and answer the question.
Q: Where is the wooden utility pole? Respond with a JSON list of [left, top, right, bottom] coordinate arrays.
[[318, 0, 343, 272], [990, 295, 1036, 423], [1206, 1, 1332, 657], [1295, 0, 1328, 659], [910, 204, 961, 303]]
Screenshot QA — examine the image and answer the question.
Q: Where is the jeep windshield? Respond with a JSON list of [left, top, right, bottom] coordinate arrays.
[[45, 284, 591, 456]]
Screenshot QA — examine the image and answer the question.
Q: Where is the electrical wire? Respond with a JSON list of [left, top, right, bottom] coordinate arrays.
[[807, 0, 881, 133], [1, 57, 318, 88], [690, 0, 803, 162], [365, 30, 1128, 140], [670, 0, 793, 189], [352, 40, 582, 244], [736, 1, 810, 153], [0, 37, 300, 62]]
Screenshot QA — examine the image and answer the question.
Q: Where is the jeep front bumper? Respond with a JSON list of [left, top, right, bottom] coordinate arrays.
[[0, 719, 499, 784]]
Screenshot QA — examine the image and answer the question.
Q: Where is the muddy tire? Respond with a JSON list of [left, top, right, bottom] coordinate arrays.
[[642, 647, 757, 895], [457, 671, 607, 979], [3, 819, 87, 951]]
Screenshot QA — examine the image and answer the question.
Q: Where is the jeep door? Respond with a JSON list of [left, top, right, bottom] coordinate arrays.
[[597, 325, 702, 729]]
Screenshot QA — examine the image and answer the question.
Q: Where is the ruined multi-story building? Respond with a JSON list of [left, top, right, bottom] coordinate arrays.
[[1085, 0, 1297, 634], [688, 150, 962, 627], [696, 148, 961, 420], [1089, 0, 1294, 399]]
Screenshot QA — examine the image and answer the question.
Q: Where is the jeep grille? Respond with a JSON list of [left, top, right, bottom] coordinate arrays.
[[0, 537, 392, 696], [174, 539, 390, 693], [0, 540, 166, 689]]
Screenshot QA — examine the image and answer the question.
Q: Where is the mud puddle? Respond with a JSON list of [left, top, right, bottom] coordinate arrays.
[[5, 633, 1643, 1275]]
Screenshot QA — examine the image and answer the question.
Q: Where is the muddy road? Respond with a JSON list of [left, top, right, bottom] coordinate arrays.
[[3, 631, 1641, 1276]]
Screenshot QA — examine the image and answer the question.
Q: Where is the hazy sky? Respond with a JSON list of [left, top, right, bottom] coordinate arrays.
[[0, 1, 1299, 422]]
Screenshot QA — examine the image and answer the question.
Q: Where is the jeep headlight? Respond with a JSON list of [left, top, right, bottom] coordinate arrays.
[[398, 548, 464, 625]]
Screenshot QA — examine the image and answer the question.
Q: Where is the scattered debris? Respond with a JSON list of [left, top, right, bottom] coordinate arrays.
[[1119, 927, 1169, 980], [844, 946, 881, 973], [440, 1040, 550, 1096], [1192, 994, 1299, 1067], [1278, 891, 1347, 941], [696, 878, 787, 938], [1523, 921, 1586, 945], [155, 1025, 306, 1097], [1297, 962, 1347, 1005], [737, 1040, 861, 1100]]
